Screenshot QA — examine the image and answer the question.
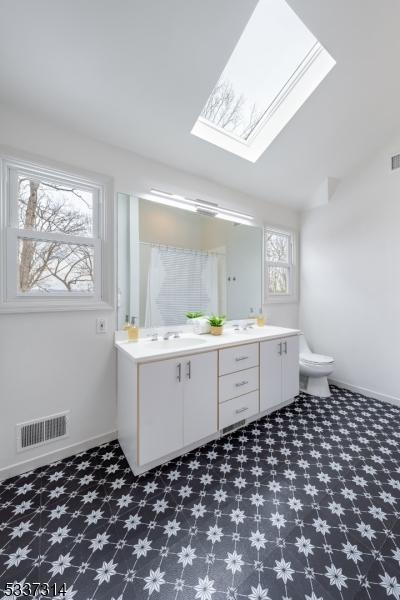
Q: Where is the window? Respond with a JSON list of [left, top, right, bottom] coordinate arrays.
[[1, 155, 112, 311], [191, 0, 335, 162], [264, 227, 296, 302]]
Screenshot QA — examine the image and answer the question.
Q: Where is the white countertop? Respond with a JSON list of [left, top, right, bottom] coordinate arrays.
[[115, 325, 300, 363]]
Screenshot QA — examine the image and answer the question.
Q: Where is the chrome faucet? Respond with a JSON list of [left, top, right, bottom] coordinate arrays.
[[147, 332, 159, 341], [163, 331, 182, 340], [243, 322, 255, 330]]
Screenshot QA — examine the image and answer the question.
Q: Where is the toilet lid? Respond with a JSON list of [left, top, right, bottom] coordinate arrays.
[[300, 352, 334, 365]]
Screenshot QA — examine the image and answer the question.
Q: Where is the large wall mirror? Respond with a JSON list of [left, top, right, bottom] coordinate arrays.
[[117, 193, 263, 329]]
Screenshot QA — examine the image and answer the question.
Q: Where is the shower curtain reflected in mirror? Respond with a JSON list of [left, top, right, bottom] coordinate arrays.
[[145, 245, 219, 328]]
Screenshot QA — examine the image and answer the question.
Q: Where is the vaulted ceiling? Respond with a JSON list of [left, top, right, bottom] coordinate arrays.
[[0, 0, 399, 208]]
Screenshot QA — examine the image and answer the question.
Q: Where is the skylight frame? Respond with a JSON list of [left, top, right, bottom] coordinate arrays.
[[191, 2, 336, 163]]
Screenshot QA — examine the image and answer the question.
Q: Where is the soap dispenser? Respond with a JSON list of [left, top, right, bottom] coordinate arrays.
[[256, 307, 265, 327], [127, 316, 139, 342], [122, 314, 130, 331]]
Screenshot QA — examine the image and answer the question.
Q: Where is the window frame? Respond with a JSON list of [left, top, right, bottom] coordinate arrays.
[[0, 153, 113, 313], [264, 226, 297, 304], [192, 36, 335, 163]]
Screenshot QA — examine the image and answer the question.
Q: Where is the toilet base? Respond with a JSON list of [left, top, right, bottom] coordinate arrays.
[[301, 375, 331, 398]]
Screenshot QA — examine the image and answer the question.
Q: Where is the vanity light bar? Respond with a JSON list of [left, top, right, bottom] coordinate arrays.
[[150, 188, 254, 223], [142, 192, 196, 212], [215, 213, 254, 226], [196, 207, 218, 217], [212, 206, 254, 221]]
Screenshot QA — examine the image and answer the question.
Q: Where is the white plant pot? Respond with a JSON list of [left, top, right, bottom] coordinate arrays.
[[191, 317, 211, 334]]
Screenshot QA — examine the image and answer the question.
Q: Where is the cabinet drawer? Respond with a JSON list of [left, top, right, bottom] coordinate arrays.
[[219, 390, 259, 430], [219, 366, 259, 403], [219, 343, 259, 375]]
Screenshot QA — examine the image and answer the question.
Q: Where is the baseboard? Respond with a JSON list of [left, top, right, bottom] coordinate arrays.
[[329, 378, 400, 408], [0, 430, 118, 482]]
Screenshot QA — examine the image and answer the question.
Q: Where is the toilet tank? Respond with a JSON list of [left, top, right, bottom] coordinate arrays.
[[299, 334, 311, 354]]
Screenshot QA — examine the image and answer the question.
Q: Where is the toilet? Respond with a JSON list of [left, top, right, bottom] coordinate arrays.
[[299, 334, 334, 398]]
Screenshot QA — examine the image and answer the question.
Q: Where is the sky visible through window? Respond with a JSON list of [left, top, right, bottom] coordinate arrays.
[[199, 0, 329, 143]]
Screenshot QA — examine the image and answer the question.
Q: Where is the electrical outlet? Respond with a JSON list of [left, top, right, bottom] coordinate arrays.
[[96, 318, 107, 334]]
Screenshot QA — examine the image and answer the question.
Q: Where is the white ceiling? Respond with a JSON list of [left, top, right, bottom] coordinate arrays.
[[0, 0, 399, 209]]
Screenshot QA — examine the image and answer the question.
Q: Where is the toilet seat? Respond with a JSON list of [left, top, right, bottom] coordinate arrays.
[[299, 334, 334, 398], [300, 352, 334, 366]]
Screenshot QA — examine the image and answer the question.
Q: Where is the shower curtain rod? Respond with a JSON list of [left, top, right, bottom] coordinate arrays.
[[138, 241, 225, 256]]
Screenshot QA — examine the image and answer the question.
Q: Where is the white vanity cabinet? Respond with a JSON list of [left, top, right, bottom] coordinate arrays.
[[260, 336, 299, 411], [138, 350, 217, 466], [116, 326, 300, 475]]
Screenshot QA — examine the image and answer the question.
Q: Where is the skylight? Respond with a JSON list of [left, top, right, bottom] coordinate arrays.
[[191, 0, 335, 162]]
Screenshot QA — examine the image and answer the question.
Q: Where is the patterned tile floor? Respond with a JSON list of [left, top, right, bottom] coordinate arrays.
[[1, 386, 400, 600]]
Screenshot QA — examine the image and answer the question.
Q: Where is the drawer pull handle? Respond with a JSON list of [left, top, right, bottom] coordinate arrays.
[[235, 406, 248, 414], [235, 380, 248, 387], [235, 356, 249, 361]]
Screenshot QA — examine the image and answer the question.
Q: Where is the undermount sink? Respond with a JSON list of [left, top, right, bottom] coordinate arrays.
[[144, 337, 208, 349]]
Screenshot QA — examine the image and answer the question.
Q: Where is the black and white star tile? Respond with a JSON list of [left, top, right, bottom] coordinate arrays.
[[1, 385, 400, 600]]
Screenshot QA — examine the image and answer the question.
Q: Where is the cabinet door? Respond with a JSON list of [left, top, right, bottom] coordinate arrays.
[[260, 339, 283, 411], [282, 336, 299, 402], [183, 351, 218, 446], [139, 358, 183, 465]]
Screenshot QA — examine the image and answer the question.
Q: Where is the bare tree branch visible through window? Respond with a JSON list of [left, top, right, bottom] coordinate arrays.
[[201, 78, 263, 139], [18, 179, 94, 293], [266, 232, 289, 263], [266, 231, 290, 294]]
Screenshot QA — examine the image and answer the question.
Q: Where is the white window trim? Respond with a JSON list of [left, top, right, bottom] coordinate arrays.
[[0, 153, 114, 313], [264, 226, 298, 304]]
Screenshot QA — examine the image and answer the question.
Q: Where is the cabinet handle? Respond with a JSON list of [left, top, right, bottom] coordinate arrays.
[[177, 363, 181, 382], [278, 342, 282, 355], [235, 356, 249, 362], [235, 380, 248, 387], [284, 341, 288, 354], [235, 406, 248, 414], [187, 360, 191, 380]]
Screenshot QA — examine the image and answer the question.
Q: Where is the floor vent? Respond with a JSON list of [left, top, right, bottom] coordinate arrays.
[[222, 419, 246, 436], [17, 412, 69, 452], [391, 154, 400, 171]]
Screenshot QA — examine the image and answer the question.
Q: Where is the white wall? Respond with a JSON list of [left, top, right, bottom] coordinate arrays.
[[300, 135, 400, 404], [0, 103, 300, 477]]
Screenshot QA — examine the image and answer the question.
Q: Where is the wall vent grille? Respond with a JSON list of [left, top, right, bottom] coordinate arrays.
[[391, 154, 400, 171], [17, 412, 69, 452], [222, 419, 246, 436]]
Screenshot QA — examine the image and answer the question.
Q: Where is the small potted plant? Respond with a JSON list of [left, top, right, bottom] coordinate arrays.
[[208, 315, 225, 336]]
